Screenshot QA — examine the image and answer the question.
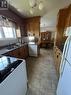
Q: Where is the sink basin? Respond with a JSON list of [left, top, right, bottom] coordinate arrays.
[[6, 45, 18, 50]]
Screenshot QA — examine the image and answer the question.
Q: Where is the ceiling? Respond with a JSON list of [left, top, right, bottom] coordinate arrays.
[[8, 0, 53, 17], [7, 0, 71, 31]]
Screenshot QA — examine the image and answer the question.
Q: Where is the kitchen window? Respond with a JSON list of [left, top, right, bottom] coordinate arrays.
[[3, 27, 16, 38], [0, 27, 4, 38], [0, 27, 16, 39], [0, 16, 17, 39]]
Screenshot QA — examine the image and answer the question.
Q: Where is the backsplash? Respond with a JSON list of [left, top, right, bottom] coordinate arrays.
[[0, 38, 18, 46]]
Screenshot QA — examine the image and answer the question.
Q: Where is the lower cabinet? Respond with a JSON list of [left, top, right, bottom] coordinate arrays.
[[54, 47, 62, 76], [23, 45, 29, 58], [19, 45, 28, 59], [19, 46, 24, 58], [4, 45, 29, 59], [13, 48, 20, 58]]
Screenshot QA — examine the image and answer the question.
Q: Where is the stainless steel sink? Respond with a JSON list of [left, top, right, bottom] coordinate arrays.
[[6, 45, 18, 50]]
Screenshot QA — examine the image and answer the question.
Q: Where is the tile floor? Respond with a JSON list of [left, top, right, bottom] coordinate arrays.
[[26, 48, 58, 95]]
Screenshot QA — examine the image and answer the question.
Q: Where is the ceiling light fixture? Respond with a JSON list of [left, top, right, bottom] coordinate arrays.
[[29, 0, 44, 14], [30, 8, 34, 14], [29, 0, 36, 8], [39, 1, 43, 10]]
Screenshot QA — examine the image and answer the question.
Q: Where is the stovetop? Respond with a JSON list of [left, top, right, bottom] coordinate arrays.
[[0, 56, 22, 83]]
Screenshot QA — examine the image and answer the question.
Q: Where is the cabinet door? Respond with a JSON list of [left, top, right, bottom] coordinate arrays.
[[54, 47, 58, 71], [57, 52, 61, 75], [20, 45, 29, 59], [13, 49, 20, 58], [57, 9, 67, 29], [54, 48, 62, 76], [65, 5, 71, 27], [19, 46, 25, 59], [8, 51, 14, 57], [55, 51, 59, 72], [24, 45, 29, 58], [66, 11, 71, 27], [26, 17, 40, 38]]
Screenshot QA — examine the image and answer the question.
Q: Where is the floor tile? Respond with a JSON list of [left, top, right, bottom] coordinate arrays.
[[26, 49, 58, 95]]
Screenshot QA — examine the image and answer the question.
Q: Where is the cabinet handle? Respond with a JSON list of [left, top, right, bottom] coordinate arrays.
[[59, 53, 60, 55], [11, 68, 14, 72], [57, 55, 58, 58]]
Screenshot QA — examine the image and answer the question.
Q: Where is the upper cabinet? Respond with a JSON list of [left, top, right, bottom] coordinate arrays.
[[55, 4, 71, 48], [57, 8, 68, 31], [65, 4, 71, 27], [25, 16, 40, 38], [57, 4, 71, 31]]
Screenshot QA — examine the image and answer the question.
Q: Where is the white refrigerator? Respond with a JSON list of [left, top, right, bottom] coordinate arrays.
[[57, 34, 71, 95]]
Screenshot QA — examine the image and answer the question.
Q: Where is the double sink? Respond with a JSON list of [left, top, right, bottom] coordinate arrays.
[[6, 42, 26, 50], [6, 45, 19, 50]]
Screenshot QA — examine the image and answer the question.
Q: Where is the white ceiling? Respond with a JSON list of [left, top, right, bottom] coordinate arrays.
[[7, 0, 71, 31], [40, 0, 71, 31]]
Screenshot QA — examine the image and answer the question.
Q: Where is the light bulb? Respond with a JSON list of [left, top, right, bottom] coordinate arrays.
[[30, 8, 34, 14], [39, 2, 43, 10], [29, 0, 36, 7]]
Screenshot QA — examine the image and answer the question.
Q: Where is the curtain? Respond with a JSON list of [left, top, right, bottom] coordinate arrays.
[[0, 16, 16, 38], [0, 15, 16, 27]]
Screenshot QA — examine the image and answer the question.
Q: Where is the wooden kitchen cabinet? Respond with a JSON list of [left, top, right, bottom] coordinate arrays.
[[26, 16, 40, 38], [4, 45, 29, 59], [65, 4, 71, 27], [7, 51, 13, 56], [19, 46, 26, 59], [5, 48, 20, 58], [54, 4, 71, 77], [19, 45, 29, 59], [12, 48, 20, 58], [54, 47, 62, 76], [56, 8, 67, 47], [19, 46, 24, 58], [23, 45, 29, 58], [55, 4, 71, 48], [57, 8, 67, 30]]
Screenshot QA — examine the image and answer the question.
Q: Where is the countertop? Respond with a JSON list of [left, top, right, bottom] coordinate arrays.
[[0, 43, 27, 55]]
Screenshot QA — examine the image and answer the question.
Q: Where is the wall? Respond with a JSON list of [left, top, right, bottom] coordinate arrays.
[[40, 8, 58, 32], [40, 27, 56, 32], [40, 0, 71, 33]]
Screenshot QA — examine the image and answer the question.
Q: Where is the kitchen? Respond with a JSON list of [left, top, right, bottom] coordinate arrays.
[[0, 0, 71, 95]]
